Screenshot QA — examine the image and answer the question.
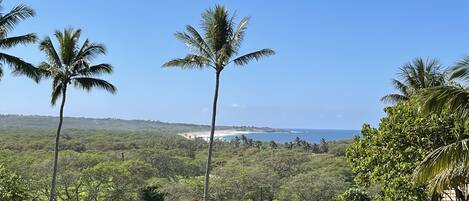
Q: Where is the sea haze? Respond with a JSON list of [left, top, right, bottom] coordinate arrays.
[[220, 129, 360, 143]]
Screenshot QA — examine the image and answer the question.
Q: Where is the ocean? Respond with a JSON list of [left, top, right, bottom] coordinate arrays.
[[218, 129, 360, 143]]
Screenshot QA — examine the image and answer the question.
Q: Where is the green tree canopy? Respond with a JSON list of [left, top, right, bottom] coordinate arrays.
[[335, 188, 372, 201], [347, 99, 461, 200], [276, 171, 349, 201], [0, 164, 29, 201]]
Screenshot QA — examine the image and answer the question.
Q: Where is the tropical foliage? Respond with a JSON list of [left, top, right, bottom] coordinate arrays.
[[335, 188, 372, 201], [0, 123, 352, 201], [276, 171, 349, 201], [0, 164, 29, 201], [413, 56, 469, 197], [347, 99, 462, 200], [38, 28, 116, 201], [381, 58, 446, 104], [3, 1, 469, 200], [0, 0, 37, 80], [163, 5, 274, 200]]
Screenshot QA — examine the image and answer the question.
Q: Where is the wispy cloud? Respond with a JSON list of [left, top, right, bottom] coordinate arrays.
[[231, 103, 246, 109]]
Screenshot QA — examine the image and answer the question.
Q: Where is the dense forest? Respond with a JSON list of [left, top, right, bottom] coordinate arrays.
[[0, 115, 356, 201]]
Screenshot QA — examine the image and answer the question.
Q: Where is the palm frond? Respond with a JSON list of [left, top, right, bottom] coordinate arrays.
[[218, 43, 235, 65], [39, 37, 62, 67], [424, 164, 468, 194], [391, 79, 410, 96], [37, 62, 53, 78], [75, 40, 106, 62], [450, 56, 469, 81], [0, 33, 36, 48], [380, 94, 408, 104], [230, 17, 249, 53], [0, 52, 38, 81], [414, 139, 469, 191], [70, 40, 106, 72], [51, 81, 63, 106], [55, 28, 81, 65], [162, 55, 211, 69], [175, 26, 214, 61], [72, 77, 116, 94], [401, 65, 419, 89], [383, 57, 446, 104], [232, 49, 275, 66], [416, 58, 427, 87], [418, 86, 469, 118], [201, 5, 233, 53], [0, 4, 35, 34], [399, 58, 444, 89], [85, 63, 113, 75]]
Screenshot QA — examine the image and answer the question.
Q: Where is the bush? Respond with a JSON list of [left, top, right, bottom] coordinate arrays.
[[335, 188, 371, 201], [0, 164, 29, 201]]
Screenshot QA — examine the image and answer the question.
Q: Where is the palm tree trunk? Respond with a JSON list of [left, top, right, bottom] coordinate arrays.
[[49, 87, 67, 201], [454, 187, 466, 201], [203, 71, 221, 201]]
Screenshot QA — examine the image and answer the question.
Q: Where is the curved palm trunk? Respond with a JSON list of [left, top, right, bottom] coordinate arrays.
[[203, 71, 221, 201], [49, 88, 67, 201]]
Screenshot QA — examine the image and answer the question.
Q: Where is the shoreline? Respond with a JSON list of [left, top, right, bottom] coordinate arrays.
[[179, 129, 251, 139]]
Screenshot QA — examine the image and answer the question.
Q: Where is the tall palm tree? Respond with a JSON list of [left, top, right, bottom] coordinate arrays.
[[414, 56, 469, 198], [162, 6, 274, 200], [38, 28, 116, 201], [381, 58, 446, 104], [0, 1, 37, 80]]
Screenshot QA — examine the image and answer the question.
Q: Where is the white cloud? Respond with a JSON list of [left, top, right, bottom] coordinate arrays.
[[231, 103, 246, 109]]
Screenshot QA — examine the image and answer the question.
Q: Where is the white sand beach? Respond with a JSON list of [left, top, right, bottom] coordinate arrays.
[[179, 129, 250, 140]]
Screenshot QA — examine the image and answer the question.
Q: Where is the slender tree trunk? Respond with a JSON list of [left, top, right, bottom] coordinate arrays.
[[203, 71, 221, 201], [49, 87, 67, 201], [455, 187, 467, 201], [430, 193, 440, 201]]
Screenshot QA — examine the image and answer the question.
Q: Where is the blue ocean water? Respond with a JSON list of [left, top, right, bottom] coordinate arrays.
[[220, 129, 360, 143]]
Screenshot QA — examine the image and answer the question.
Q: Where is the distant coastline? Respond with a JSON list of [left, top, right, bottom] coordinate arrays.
[[179, 126, 285, 140], [180, 128, 359, 143], [179, 129, 250, 139]]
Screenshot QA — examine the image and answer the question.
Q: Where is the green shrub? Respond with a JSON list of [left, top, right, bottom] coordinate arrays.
[[335, 188, 371, 201]]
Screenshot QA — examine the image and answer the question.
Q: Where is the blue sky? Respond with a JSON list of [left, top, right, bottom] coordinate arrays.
[[0, 0, 468, 129]]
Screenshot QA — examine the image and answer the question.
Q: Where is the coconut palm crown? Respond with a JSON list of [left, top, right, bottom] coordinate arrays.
[[39, 28, 116, 105], [0, 1, 37, 80], [162, 5, 274, 201], [163, 5, 275, 72], [381, 58, 446, 104]]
